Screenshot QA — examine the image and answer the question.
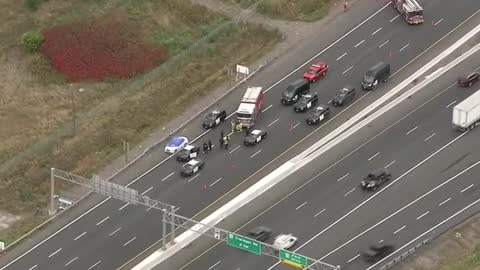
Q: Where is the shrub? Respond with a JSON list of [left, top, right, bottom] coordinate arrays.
[[24, 0, 43, 11], [21, 30, 44, 53]]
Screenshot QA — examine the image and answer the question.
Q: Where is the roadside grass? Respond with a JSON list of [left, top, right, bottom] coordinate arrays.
[[222, 0, 333, 21], [0, 0, 280, 244]]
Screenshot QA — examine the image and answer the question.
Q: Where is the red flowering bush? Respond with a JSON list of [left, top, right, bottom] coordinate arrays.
[[41, 14, 166, 81]]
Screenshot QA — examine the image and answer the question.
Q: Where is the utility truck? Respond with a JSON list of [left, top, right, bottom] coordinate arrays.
[[391, 0, 424, 25], [236, 87, 264, 128]]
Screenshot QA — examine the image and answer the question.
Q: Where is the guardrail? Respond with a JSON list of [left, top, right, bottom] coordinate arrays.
[[378, 238, 430, 270]]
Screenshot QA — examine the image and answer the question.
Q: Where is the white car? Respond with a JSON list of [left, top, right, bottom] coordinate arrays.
[[164, 136, 189, 154], [273, 234, 297, 250]]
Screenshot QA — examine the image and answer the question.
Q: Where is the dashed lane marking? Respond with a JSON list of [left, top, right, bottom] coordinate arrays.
[[295, 201, 308, 210], [73, 232, 87, 241], [118, 203, 129, 211], [342, 65, 354, 75], [161, 172, 174, 182], [314, 209, 326, 217], [385, 160, 396, 168], [27, 265, 37, 270], [250, 149, 262, 158], [123, 237, 137, 246], [371, 27, 382, 35], [108, 227, 122, 237], [268, 118, 279, 127], [262, 104, 273, 112], [399, 43, 410, 52], [347, 254, 360, 263], [393, 225, 406, 235], [344, 187, 356, 197], [209, 261, 221, 270], [336, 52, 347, 61], [424, 132, 436, 141], [48, 248, 62, 258], [438, 197, 451, 206], [434, 18, 444, 26], [379, 40, 390, 48], [446, 100, 457, 108], [406, 126, 418, 135], [210, 178, 223, 187], [354, 39, 365, 48], [461, 184, 474, 193], [389, 15, 399, 22], [368, 152, 380, 161], [141, 186, 154, 195], [88, 260, 102, 270], [65, 257, 78, 266], [187, 174, 200, 183], [337, 173, 349, 182], [96, 216, 109, 226], [229, 145, 241, 154], [416, 211, 430, 220]]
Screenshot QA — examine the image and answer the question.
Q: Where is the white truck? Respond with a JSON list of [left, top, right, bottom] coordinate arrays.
[[452, 89, 480, 131]]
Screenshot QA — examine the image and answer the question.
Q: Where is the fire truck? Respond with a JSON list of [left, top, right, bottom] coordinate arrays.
[[236, 87, 264, 128], [391, 0, 424, 25]]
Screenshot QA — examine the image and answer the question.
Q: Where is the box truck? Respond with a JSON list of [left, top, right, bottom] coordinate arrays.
[[452, 89, 480, 131]]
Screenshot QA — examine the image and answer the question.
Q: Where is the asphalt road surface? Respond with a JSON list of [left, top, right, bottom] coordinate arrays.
[[176, 51, 480, 270], [2, 0, 479, 270]]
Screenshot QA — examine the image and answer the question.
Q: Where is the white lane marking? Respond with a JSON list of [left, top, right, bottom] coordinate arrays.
[[336, 52, 347, 61], [385, 160, 396, 169], [296, 201, 308, 210], [250, 149, 262, 158], [399, 43, 410, 52], [118, 203, 129, 211], [27, 265, 37, 270], [446, 100, 457, 108], [342, 65, 354, 75], [262, 104, 273, 112], [328, 99, 333, 104], [290, 122, 301, 130], [161, 172, 174, 182], [354, 39, 365, 48], [141, 186, 154, 195], [393, 225, 406, 235], [378, 239, 384, 243], [229, 145, 241, 154], [109, 227, 122, 237], [371, 27, 382, 35], [65, 257, 78, 266], [73, 231, 87, 241], [389, 15, 399, 22], [88, 260, 102, 270], [379, 40, 390, 48], [347, 254, 360, 263], [209, 260, 221, 270], [416, 211, 430, 220], [438, 197, 451, 206], [48, 248, 62, 258], [187, 174, 200, 183], [96, 216, 109, 226], [344, 187, 356, 197], [368, 152, 380, 161], [461, 184, 474, 193], [268, 118, 279, 127], [123, 236, 137, 246], [337, 173, 350, 182], [434, 18, 444, 26], [210, 178, 223, 187], [425, 67, 445, 79], [314, 209, 326, 217], [406, 126, 418, 135], [146, 202, 158, 211], [424, 132, 436, 141]]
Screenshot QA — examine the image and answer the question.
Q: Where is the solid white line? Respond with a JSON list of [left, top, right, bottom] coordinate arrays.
[[385, 160, 396, 169], [123, 237, 137, 246], [344, 187, 356, 197], [118, 203, 129, 211], [314, 209, 326, 217], [262, 104, 273, 112], [371, 27, 382, 35], [336, 52, 347, 61], [250, 149, 262, 158], [354, 39, 365, 48], [229, 145, 240, 154], [438, 197, 451, 206], [296, 201, 308, 210], [406, 126, 418, 135], [368, 152, 380, 161], [27, 265, 37, 270], [393, 225, 406, 235], [96, 216, 109, 226], [399, 43, 410, 52], [73, 231, 87, 241], [424, 132, 436, 141], [48, 248, 62, 258], [342, 66, 354, 75], [416, 211, 430, 220], [141, 186, 154, 195], [389, 15, 399, 22], [65, 257, 78, 266], [209, 260, 221, 270], [210, 178, 223, 187], [434, 18, 444, 26], [187, 174, 200, 183], [161, 172, 174, 182], [379, 40, 390, 48], [268, 118, 279, 127], [347, 254, 360, 263], [337, 173, 349, 182], [461, 184, 474, 193], [446, 100, 457, 108], [88, 260, 102, 270], [109, 227, 122, 237]]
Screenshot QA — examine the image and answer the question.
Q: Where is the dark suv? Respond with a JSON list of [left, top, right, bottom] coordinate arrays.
[[361, 169, 392, 191], [332, 86, 355, 106], [362, 62, 391, 90], [248, 226, 271, 242], [281, 79, 310, 105], [362, 244, 395, 263]]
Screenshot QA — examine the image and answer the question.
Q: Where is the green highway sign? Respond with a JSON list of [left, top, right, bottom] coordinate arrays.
[[279, 249, 308, 268], [226, 233, 262, 255]]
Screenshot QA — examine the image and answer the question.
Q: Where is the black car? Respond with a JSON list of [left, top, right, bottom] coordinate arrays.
[[244, 129, 267, 146], [362, 62, 391, 90], [203, 109, 227, 129], [248, 226, 271, 242], [362, 244, 395, 263], [180, 159, 204, 177], [306, 105, 330, 125], [281, 79, 310, 105], [458, 72, 480, 87], [294, 92, 318, 112], [361, 169, 392, 191], [332, 86, 355, 106], [176, 145, 200, 162]]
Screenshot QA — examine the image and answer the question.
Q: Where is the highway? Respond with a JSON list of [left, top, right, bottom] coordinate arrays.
[[176, 50, 480, 270], [2, 0, 480, 270]]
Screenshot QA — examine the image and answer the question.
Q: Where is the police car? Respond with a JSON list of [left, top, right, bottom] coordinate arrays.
[[180, 159, 205, 177], [244, 129, 267, 146], [294, 92, 318, 112], [273, 234, 297, 250], [306, 105, 330, 125], [176, 145, 200, 162], [164, 136, 189, 154], [203, 109, 227, 129]]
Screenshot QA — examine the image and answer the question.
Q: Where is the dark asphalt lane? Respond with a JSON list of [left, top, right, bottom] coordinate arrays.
[[176, 51, 480, 270]]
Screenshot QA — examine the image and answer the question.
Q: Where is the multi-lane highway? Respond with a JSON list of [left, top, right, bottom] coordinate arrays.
[[175, 52, 480, 270], [2, 0, 480, 270]]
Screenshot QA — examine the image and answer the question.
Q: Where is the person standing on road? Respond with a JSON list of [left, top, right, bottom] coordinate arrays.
[[224, 136, 230, 149], [219, 131, 224, 149], [203, 142, 209, 154]]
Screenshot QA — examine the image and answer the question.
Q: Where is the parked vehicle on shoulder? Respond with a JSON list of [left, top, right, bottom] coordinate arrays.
[[362, 62, 391, 90], [303, 62, 329, 82], [457, 72, 479, 87], [362, 244, 395, 263], [273, 234, 297, 250], [244, 129, 267, 146], [306, 105, 330, 125], [176, 145, 200, 162], [248, 226, 271, 242], [180, 159, 204, 177], [164, 136, 189, 154], [203, 109, 227, 129], [361, 169, 392, 191], [332, 86, 355, 106], [281, 79, 310, 105], [294, 92, 318, 112]]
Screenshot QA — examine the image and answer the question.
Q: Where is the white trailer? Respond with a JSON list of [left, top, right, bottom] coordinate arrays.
[[452, 89, 480, 131]]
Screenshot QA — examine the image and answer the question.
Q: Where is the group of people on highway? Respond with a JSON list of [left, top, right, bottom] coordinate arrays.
[[202, 119, 252, 152]]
